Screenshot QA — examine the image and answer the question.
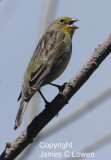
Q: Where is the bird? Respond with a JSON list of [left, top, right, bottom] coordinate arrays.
[[14, 17, 78, 130]]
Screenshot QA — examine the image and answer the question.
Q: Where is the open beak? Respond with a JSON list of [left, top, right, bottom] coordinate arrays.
[[69, 18, 79, 29]]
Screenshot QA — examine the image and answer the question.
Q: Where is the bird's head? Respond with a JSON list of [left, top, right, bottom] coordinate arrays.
[[49, 17, 78, 38]]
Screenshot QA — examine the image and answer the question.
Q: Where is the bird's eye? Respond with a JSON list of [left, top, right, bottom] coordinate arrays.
[[60, 19, 65, 22]]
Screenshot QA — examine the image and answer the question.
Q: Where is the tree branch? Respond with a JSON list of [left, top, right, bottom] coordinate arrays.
[[0, 33, 111, 160]]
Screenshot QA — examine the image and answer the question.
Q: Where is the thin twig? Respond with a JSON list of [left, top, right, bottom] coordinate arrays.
[[63, 130, 111, 160]]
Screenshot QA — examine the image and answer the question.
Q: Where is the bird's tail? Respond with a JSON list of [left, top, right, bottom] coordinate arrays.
[[14, 100, 28, 130]]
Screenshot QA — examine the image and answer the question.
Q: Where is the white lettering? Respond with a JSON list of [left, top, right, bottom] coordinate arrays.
[[64, 151, 70, 157]]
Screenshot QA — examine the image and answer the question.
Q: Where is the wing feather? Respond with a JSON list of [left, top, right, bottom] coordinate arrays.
[[24, 65, 50, 101]]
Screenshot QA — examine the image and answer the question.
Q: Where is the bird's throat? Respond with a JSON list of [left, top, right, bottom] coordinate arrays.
[[62, 26, 74, 38]]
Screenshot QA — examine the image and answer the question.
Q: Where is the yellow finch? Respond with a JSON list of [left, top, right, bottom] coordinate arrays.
[[14, 17, 78, 130]]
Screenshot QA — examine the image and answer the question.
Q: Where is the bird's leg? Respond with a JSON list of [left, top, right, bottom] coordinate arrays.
[[38, 90, 58, 116], [38, 90, 50, 107], [48, 82, 67, 117], [48, 82, 67, 92]]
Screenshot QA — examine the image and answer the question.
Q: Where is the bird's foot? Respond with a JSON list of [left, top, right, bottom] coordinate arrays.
[[48, 82, 67, 92]]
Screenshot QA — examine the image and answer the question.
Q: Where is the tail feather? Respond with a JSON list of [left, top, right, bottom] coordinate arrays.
[[14, 100, 28, 130]]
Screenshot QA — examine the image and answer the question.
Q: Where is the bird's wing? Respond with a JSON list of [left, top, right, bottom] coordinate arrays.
[[24, 64, 50, 101]]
